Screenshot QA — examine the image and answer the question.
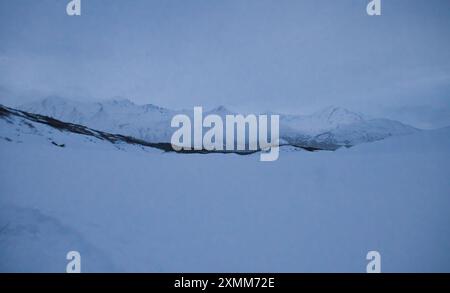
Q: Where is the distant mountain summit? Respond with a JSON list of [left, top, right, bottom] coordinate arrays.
[[18, 97, 418, 150], [314, 106, 365, 127]]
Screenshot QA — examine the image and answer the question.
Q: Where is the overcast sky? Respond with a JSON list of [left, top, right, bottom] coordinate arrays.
[[0, 0, 449, 128]]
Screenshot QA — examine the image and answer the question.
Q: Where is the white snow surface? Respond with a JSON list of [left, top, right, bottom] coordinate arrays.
[[0, 107, 449, 272]]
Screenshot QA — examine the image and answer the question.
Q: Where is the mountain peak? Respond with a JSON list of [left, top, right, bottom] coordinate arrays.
[[142, 103, 170, 113], [209, 105, 232, 114], [313, 106, 364, 126], [101, 97, 134, 106], [40, 96, 74, 106]]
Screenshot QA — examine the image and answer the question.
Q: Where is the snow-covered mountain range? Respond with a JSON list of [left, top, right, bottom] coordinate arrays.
[[1, 99, 449, 272], [17, 97, 418, 150], [1, 103, 449, 272], [0, 104, 172, 153], [0, 104, 259, 154]]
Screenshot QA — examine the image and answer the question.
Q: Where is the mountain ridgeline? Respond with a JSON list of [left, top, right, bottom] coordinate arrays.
[[1, 97, 419, 152]]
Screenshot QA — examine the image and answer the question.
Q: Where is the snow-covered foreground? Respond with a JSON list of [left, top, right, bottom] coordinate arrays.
[[1, 128, 449, 272]]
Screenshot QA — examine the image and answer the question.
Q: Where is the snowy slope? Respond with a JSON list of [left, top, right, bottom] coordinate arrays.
[[0, 104, 170, 153], [0, 105, 277, 155], [279, 106, 418, 149], [1, 108, 449, 272], [19, 97, 178, 143], [19, 97, 418, 150]]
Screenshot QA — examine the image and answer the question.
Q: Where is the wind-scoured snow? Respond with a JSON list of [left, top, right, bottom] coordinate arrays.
[[0, 105, 449, 272]]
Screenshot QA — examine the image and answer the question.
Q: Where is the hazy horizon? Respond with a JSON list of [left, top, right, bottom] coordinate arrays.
[[1, 0, 450, 129]]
